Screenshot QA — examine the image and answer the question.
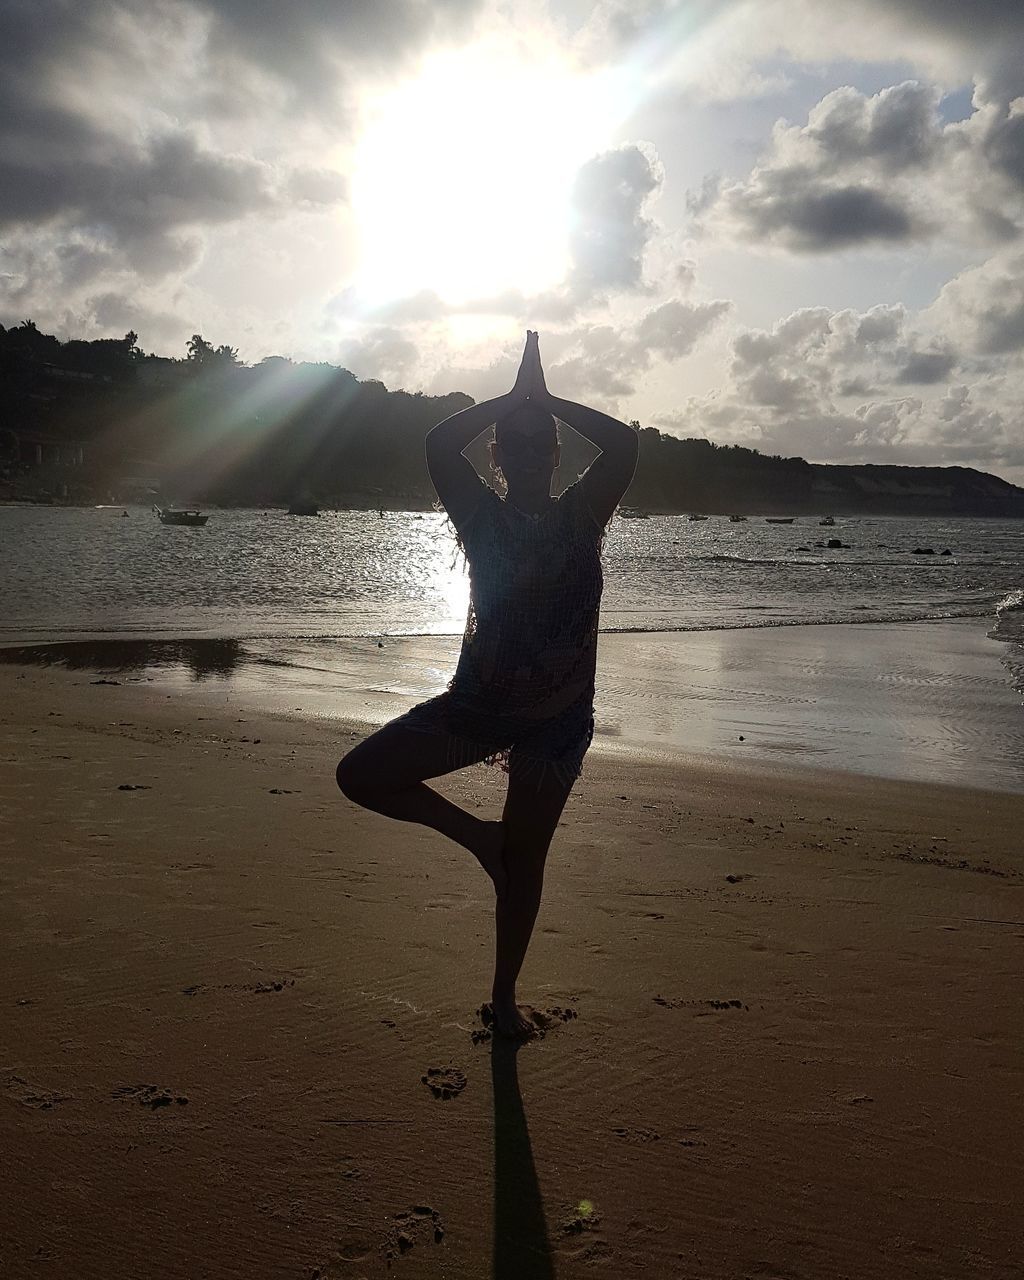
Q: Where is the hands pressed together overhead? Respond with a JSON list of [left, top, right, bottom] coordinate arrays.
[[511, 330, 549, 405]]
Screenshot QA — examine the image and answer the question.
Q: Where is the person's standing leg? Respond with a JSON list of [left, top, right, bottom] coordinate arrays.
[[490, 764, 575, 1036]]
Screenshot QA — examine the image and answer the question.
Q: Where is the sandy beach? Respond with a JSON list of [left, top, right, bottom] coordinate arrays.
[[1, 660, 1022, 1278]]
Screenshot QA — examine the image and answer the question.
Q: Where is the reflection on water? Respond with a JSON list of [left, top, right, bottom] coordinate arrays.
[[0, 638, 244, 680], [2, 505, 1022, 644]]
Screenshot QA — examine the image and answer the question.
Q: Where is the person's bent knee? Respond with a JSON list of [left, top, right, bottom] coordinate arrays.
[[335, 752, 379, 805]]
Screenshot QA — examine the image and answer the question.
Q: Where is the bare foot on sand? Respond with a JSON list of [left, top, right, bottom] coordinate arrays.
[[472, 819, 507, 900], [489, 995, 536, 1039]]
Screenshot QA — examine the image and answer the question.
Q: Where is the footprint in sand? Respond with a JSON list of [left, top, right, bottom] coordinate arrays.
[[381, 1205, 445, 1262], [112, 1084, 188, 1109], [653, 996, 749, 1012], [8, 1075, 68, 1110], [612, 1126, 660, 1144], [421, 1067, 466, 1100], [472, 1002, 579, 1043]]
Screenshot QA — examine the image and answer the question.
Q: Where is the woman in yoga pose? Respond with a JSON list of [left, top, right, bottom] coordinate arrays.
[[336, 332, 638, 1036]]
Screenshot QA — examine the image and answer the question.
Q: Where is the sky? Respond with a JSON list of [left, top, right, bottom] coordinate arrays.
[[2, 0, 1024, 482]]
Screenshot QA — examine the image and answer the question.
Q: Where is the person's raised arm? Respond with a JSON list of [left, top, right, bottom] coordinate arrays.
[[425, 333, 535, 532], [528, 334, 639, 527]]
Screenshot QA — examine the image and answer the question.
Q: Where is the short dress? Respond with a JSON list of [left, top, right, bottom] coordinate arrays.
[[395, 477, 605, 788]]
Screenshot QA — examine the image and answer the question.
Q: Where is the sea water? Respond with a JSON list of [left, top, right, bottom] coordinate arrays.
[[1, 504, 1022, 790], [1, 505, 1021, 681]]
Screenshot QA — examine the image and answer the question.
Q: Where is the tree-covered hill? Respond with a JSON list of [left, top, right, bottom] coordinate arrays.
[[2, 321, 1022, 516]]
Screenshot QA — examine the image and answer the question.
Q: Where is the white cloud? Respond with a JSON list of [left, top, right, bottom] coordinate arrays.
[[690, 81, 1024, 252]]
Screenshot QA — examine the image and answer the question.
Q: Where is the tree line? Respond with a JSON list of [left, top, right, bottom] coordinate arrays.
[[2, 320, 1021, 515]]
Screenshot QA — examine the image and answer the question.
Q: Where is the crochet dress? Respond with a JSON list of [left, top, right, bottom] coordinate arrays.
[[398, 478, 605, 787]]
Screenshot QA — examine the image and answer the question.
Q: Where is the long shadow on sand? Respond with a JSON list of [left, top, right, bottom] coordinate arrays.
[[491, 1037, 554, 1279]]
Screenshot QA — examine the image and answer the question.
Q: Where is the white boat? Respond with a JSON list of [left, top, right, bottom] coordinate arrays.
[[819, 515, 836, 526]]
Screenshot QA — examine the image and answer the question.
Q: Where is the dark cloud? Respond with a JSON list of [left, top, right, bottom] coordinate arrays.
[[974, 296, 1024, 355], [979, 107, 1024, 189], [868, 0, 1024, 102], [199, 0, 484, 109], [836, 376, 878, 396], [0, 126, 306, 272], [690, 77, 1024, 251], [0, 109, 344, 277], [0, 1, 404, 285], [894, 349, 957, 383], [715, 168, 921, 251], [856, 308, 904, 345]]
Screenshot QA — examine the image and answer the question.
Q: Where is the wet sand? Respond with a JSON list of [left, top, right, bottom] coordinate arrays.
[[6, 616, 1016, 792], [1, 661, 1022, 1278]]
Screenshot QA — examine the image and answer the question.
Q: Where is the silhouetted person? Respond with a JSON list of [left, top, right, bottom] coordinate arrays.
[[336, 332, 638, 1035]]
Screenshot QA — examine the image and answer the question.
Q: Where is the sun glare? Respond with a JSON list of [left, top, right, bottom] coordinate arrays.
[[351, 47, 616, 306]]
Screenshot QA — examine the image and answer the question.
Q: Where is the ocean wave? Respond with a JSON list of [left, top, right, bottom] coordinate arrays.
[[991, 588, 1024, 647]]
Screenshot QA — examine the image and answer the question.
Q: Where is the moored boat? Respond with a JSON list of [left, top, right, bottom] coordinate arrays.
[[728, 514, 747, 522], [765, 517, 795, 524], [154, 505, 209, 526]]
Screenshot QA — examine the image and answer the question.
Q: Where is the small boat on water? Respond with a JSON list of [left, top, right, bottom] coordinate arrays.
[[618, 507, 650, 519], [154, 505, 209, 527], [765, 517, 795, 524], [688, 513, 709, 521], [819, 515, 836, 526], [728, 514, 748, 522]]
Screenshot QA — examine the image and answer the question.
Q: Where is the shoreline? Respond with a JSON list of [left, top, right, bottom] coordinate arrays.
[[3, 615, 1021, 795], [1, 662, 1022, 1277]]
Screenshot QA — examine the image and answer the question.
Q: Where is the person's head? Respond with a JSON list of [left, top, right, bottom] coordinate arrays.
[[491, 403, 560, 489]]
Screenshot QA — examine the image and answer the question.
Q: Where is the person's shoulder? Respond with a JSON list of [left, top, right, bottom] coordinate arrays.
[[560, 475, 604, 532], [452, 480, 500, 542]]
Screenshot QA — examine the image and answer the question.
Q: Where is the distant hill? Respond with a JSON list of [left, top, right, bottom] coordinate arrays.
[[2, 321, 1022, 516], [623, 433, 1024, 516]]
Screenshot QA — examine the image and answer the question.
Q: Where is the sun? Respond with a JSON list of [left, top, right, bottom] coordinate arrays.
[[350, 45, 617, 306]]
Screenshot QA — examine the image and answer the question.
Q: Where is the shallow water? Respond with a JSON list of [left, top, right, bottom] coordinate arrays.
[[2, 504, 1022, 791], [3, 621, 1021, 794]]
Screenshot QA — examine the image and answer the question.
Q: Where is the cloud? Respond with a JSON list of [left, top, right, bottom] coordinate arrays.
[[567, 143, 664, 299], [894, 349, 958, 384], [661, 286, 1023, 476], [336, 327, 420, 385], [926, 250, 1024, 355], [691, 83, 941, 251], [691, 77, 1024, 251], [630, 0, 1024, 110], [635, 299, 732, 359], [547, 296, 731, 403], [198, 0, 485, 111]]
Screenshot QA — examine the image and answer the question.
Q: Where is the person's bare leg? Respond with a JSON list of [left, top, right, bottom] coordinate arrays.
[[490, 765, 574, 1037], [336, 722, 507, 897]]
